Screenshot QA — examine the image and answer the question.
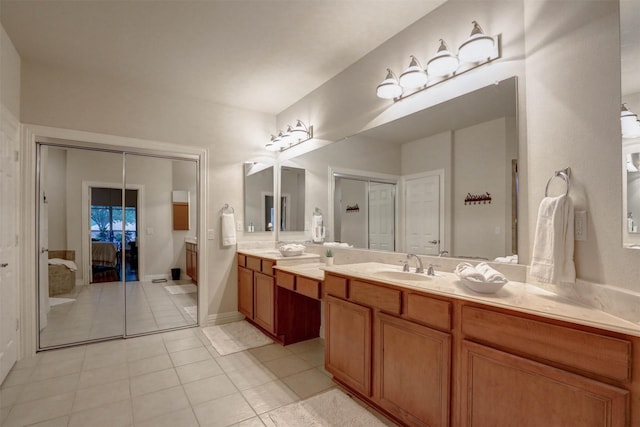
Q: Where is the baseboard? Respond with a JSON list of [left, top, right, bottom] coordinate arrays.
[[206, 311, 245, 326]]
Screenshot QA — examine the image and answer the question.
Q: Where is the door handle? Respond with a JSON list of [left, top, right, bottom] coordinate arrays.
[[0, 263, 8, 268], [428, 240, 440, 244], [41, 248, 49, 254]]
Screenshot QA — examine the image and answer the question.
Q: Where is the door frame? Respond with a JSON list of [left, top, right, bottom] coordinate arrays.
[[83, 182, 144, 285], [401, 169, 446, 255], [20, 124, 207, 358]]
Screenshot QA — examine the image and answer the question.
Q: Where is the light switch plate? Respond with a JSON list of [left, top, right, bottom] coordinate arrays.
[[575, 210, 587, 241], [207, 229, 215, 240]]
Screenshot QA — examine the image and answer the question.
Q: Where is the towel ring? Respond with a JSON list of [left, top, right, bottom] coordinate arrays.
[[222, 203, 234, 213], [544, 168, 571, 197]]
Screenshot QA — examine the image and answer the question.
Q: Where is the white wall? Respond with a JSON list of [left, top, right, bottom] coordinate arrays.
[[46, 147, 68, 250], [1, 24, 20, 119]]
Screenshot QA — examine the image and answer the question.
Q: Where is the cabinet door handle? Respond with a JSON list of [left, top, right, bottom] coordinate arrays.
[[429, 240, 440, 244], [0, 263, 8, 268]]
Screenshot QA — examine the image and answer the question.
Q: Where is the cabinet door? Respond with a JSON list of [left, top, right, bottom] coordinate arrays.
[[238, 266, 254, 319], [325, 295, 372, 396], [376, 312, 450, 427], [254, 272, 275, 333], [460, 340, 628, 427]]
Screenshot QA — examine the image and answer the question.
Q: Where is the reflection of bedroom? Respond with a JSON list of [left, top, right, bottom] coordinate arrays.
[[41, 145, 199, 347]]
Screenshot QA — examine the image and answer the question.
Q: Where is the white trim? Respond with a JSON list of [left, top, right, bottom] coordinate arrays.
[[206, 311, 245, 326], [20, 124, 208, 357]]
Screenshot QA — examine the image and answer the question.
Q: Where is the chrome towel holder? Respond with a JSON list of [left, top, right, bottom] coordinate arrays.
[[545, 167, 571, 197], [222, 203, 234, 213]]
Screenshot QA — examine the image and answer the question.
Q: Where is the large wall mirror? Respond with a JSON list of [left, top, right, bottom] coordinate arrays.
[[287, 76, 519, 262], [622, 0, 640, 249], [244, 162, 276, 232]]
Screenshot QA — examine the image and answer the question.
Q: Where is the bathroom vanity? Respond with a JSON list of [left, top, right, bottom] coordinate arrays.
[[321, 263, 639, 427], [237, 250, 322, 345], [237, 252, 640, 426]]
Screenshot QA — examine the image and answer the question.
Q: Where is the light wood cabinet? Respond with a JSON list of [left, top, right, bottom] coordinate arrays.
[[460, 340, 628, 427], [237, 266, 253, 319], [375, 312, 451, 427], [325, 295, 372, 397], [254, 272, 275, 333], [237, 253, 320, 345], [323, 271, 639, 427], [185, 242, 197, 284]]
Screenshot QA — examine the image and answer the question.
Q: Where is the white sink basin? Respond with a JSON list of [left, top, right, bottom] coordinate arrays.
[[373, 270, 432, 282]]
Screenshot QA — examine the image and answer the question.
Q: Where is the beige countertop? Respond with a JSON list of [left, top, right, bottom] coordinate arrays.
[[317, 262, 640, 337], [237, 248, 321, 264], [274, 262, 326, 281]]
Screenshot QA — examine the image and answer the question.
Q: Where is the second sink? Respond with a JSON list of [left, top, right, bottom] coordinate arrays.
[[374, 270, 432, 282]]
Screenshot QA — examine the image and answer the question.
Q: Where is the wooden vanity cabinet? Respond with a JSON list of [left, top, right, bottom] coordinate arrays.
[[376, 312, 451, 427], [325, 295, 372, 396], [185, 242, 197, 284], [237, 253, 320, 345]]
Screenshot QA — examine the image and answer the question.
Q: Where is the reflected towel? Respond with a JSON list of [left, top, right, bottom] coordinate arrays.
[[48, 258, 78, 271], [475, 262, 507, 283], [454, 262, 485, 281], [221, 213, 236, 247], [530, 195, 575, 284]]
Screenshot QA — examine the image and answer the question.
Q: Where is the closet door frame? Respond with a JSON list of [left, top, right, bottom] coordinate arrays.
[[21, 125, 207, 357]]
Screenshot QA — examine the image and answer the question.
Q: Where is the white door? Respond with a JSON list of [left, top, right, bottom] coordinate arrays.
[[369, 182, 395, 251], [405, 173, 441, 255], [0, 106, 19, 383]]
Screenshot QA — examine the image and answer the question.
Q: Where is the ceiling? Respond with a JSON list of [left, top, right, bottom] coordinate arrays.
[[0, 0, 446, 115]]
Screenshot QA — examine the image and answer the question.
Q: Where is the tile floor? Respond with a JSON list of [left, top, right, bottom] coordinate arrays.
[[40, 280, 198, 348], [1, 328, 396, 426]]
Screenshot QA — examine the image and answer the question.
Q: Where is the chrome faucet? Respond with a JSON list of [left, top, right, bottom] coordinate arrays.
[[438, 250, 449, 257], [427, 263, 440, 276], [406, 253, 424, 273]]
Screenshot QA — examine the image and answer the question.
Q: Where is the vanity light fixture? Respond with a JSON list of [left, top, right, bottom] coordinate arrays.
[[265, 120, 314, 152], [376, 69, 403, 99], [375, 21, 501, 102], [458, 21, 495, 63], [426, 39, 459, 77], [622, 104, 640, 139], [399, 56, 428, 89]]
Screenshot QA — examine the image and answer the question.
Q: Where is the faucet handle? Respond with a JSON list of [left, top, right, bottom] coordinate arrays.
[[399, 260, 410, 272], [427, 263, 441, 276]]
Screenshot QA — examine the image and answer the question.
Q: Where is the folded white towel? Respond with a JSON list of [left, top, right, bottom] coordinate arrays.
[[475, 262, 507, 283], [221, 213, 236, 247], [454, 263, 485, 281], [280, 244, 305, 252], [494, 255, 518, 264], [48, 258, 78, 271], [530, 195, 575, 284]]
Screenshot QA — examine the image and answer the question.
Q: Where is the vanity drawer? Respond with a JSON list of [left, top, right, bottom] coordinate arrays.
[[237, 254, 247, 268], [462, 306, 632, 382], [261, 259, 275, 276], [296, 276, 321, 300], [405, 293, 451, 331], [276, 270, 295, 291], [350, 280, 401, 315], [246, 256, 261, 272], [325, 274, 348, 299]]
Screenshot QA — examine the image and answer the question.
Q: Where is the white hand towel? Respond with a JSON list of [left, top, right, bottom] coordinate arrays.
[[221, 213, 236, 247], [530, 195, 575, 284], [454, 262, 485, 281], [475, 262, 507, 283], [48, 258, 78, 271]]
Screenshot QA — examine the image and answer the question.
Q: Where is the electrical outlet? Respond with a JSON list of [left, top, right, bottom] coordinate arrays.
[[207, 229, 215, 240], [575, 210, 587, 241], [236, 221, 243, 232]]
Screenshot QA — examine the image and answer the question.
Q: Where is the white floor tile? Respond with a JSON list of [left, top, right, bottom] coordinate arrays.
[[183, 373, 238, 406], [16, 372, 80, 404], [128, 353, 173, 377], [132, 385, 190, 423], [130, 368, 180, 397], [169, 346, 212, 367], [2, 391, 74, 427], [72, 378, 130, 413], [262, 354, 313, 378], [68, 398, 133, 427], [241, 379, 298, 414], [176, 358, 224, 384], [193, 392, 257, 427], [281, 368, 335, 399], [134, 407, 199, 427]]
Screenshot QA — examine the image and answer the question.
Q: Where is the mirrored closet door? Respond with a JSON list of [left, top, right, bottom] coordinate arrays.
[[37, 143, 199, 350]]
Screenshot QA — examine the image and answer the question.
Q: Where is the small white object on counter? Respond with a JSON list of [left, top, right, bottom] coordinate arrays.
[[279, 243, 306, 257], [455, 262, 507, 294]]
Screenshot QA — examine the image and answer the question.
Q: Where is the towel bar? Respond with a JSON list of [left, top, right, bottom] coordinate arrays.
[[222, 203, 234, 213], [545, 167, 570, 197]]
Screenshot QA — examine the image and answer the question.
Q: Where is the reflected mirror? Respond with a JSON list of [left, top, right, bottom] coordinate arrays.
[[244, 162, 275, 232], [622, 0, 640, 248], [280, 166, 306, 232], [291, 76, 518, 262]]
